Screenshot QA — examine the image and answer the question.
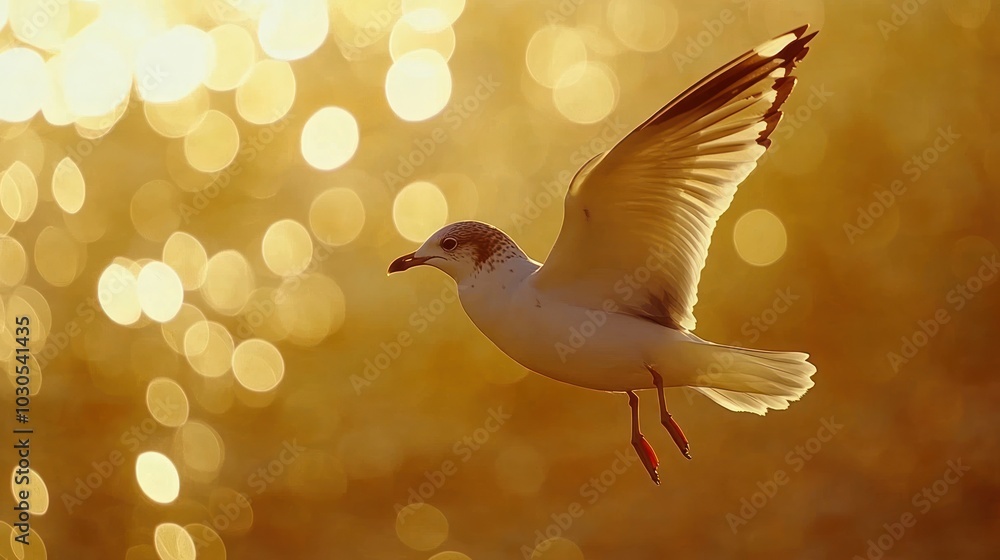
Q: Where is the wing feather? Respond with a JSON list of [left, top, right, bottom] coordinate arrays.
[[533, 27, 817, 331]]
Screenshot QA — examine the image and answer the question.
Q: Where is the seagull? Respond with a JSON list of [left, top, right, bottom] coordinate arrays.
[[389, 26, 818, 484]]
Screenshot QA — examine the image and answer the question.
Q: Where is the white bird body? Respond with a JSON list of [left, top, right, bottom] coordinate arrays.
[[389, 26, 820, 482], [457, 258, 696, 392]]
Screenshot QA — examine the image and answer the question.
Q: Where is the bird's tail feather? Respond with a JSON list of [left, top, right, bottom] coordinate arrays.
[[685, 342, 816, 415]]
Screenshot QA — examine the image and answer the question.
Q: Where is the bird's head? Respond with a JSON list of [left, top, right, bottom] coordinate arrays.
[[388, 220, 525, 281]]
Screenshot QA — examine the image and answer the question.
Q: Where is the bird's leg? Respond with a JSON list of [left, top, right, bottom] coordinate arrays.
[[647, 365, 692, 460], [627, 390, 659, 485]]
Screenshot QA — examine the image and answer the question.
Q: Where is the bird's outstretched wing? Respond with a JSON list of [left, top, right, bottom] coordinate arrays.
[[533, 26, 816, 331]]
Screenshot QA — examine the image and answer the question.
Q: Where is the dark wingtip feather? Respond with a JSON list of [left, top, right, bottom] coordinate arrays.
[[640, 24, 817, 134]]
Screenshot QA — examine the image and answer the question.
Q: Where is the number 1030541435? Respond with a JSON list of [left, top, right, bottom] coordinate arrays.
[[13, 316, 31, 404]]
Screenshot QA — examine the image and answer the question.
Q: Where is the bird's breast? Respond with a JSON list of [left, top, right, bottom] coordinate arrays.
[[458, 278, 661, 390]]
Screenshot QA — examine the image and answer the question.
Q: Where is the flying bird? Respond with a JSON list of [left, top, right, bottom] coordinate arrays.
[[389, 26, 818, 484]]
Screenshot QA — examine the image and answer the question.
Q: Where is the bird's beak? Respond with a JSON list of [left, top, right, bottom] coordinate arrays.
[[388, 252, 432, 274]]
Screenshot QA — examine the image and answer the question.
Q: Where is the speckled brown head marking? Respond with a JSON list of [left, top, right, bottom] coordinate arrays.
[[438, 221, 524, 273]]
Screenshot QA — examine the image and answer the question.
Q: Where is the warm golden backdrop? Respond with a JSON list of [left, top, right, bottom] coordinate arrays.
[[0, 0, 998, 558]]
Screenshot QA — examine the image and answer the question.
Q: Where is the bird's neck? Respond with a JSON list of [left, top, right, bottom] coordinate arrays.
[[458, 253, 539, 295]]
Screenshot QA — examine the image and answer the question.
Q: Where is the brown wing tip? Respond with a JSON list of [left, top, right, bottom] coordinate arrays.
[[754, 27, 817, 147]]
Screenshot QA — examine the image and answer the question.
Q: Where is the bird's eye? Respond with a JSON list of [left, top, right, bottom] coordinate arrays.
[[441, 237, 458, 251]]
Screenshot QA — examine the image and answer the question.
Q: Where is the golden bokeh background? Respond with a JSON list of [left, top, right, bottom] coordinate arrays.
[[0, 0, 998, 558]]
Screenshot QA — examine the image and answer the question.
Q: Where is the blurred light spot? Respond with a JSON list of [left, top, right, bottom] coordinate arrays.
[[51, 157, 85, 214], [8, 0, 70, 52], [136, 452, 180, 504], [201, 250, 254, 315], [161, 304, 206, 355], [0, 235, 25, 287], [553, 62, 618, 124], [175, 421, 224, 476], [258, 0, 329, 60], [429, 553, 472, 560], [184, 321, 234, 377], [525, 26, 587, 88], [393, 181, 448, 242], [385, 49, 452, 122], [60, 30, 131, 117], [236, 59, 296, 124], [239, 288, 285, 340], [232, 339, 285, 392], [98, 263, 142, 325], [1, 161, 38, 222], [208, 487, 254, 533], [530, 537, 584, 560], [274, 274, 346, 345], [163, 232, 208, 290], [390, 17, 456, 61], [206, 24, 256, 91], [184, 110, 239, 173], [33, 226, 83, 287], [147, 377, 189, 427], [62, 195, 108, 243], [10, 467, 48, 514], [7, 524, 46, 560], [153, 522, 195, 560], [137, 25, 216, 103], [42, 54, 74, 126], [183, 524, 226, 560], [0, 48, 48, 122], [608, 0, 679, 52], [131, 180, 182, 242], [943, 0, 991, 28], [137, 261, 185, 322], [263, 219, 313, 277], [125, 544, 158, 560], [402, 0, 465, 32], [395, 503, 449, 551], [144, 87, 210, 139], [310, 187, 365, 246], [733, 209, 787, 267], [301, 107, 359, 171]]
